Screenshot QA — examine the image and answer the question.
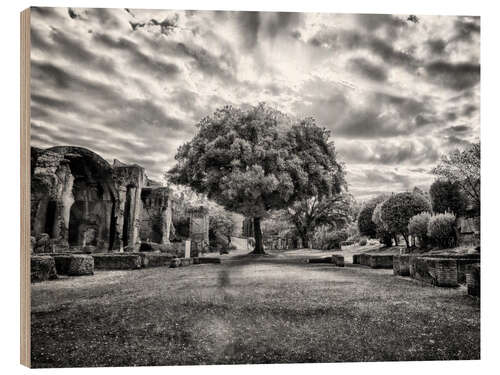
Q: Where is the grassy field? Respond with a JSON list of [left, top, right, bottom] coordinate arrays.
[[31, 248, 480, 367]]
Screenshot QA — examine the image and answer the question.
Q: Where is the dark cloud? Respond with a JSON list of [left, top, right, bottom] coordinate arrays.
[[68, 8, 79, 19], [338, 140, 440, 166], [425, 61, 480, 91], [308, 30, 419, 70], [453, 17, 480, 42], [84, 8, 122, 28], [92, 33, 181, 78], [355, 14, 407, 32], [175, 42, 236, 81], [348, 57, 388, 82], [443, 125, 470, 133], [463, 104, 478, 117], [426, 38, 447, 55], [237, 12, 260, 50], [236, 11, 302, 50]]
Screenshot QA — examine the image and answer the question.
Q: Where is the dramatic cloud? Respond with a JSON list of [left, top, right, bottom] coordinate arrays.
[[30, 8, 480, 201]]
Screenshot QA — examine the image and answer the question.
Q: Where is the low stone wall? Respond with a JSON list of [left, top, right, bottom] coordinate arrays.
[[466, 263, 480, 296], [307, 256, 332, 264], [31, 256, 57, 282], [423, 254, 480, 284], [332, 254, 344, 267], [353, 253, 392, 268], [369, 255, 393, 269], [393, 254, 416, 276], [353, 254, 360, 264], [194, 257, 221, 264], [410, 257, 458, 287], [54, 254, 94, 276], [138, 253, 174, 268], [92, 253, 142, 270]]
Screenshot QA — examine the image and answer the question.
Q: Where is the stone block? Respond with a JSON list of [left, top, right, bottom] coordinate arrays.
[[308, 256, 332, 264], [180, 258, 193, 266], [31, 256, 57, 282], [169, 258, 181, 268], [393, 254, 413, 276], [466, 263, 480, 296], [196, 257, 221, 264], [139, 252, 174, 268], [92, 253, 142, 270], [67, 254, 94, 276], [412, 257, 458, 287], [368, 254, 393, 269], [331, 254, 344, 267]]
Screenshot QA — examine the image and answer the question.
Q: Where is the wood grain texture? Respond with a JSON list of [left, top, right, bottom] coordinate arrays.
[[20, 7, 31, 368]]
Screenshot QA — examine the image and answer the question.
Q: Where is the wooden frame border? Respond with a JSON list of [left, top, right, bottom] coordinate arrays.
[[20, 7, 31, 368]]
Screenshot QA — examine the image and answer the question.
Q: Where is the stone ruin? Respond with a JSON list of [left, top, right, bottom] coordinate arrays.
[[30, 146, 208, 254]]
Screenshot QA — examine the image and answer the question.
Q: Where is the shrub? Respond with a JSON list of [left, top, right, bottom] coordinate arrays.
[[359, 237, 367, 246], [372, 202, 393, 247], [313, 227, 348, 250], [427, 213, 457, 248], [408, 212, 431, 249], [381, 192, 432, 247], [357, 194, 389, 237], [429, 180, 466, 216]]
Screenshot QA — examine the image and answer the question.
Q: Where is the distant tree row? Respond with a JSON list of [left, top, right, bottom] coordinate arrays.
[[357, 142, 480, 250]]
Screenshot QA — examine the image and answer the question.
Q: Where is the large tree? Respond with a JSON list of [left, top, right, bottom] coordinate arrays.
[[357, 194, 389, 238], [432, 142, 480, 211], [381, 192, 431, 247], [168, 104, 344, 254], [284, 193, 351, 248], [429, 179, 466, 216]]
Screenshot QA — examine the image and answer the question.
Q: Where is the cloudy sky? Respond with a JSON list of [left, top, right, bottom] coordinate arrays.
[[30, 7, 480, 201]]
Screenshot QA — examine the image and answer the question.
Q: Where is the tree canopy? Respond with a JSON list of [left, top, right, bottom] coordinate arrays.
[[381, 192, 431, 247], [168, 103, 344, 254], [357, 194, 389, 238], [432, 142, 480, 211], [284, 193, 351, 248], [429, 179, 466, 216]]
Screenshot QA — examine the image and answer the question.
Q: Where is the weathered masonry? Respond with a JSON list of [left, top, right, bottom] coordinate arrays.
[[30, 146, 207, 253]]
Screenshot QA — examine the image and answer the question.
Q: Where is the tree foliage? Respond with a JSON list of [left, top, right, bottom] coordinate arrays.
[[408, 212, 431, 249], [284, 193, 351, 248], [428, 212, 457, 248], [432, 142, 480, 211], [372, 202, 393, 247], [168, 103, 344, 254], [429, 179, 466, 216], [381, 192, 432, 247], [357, 194, 389, 238]]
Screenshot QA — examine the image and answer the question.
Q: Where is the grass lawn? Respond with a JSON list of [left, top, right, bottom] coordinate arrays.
[[31, 249, 480, 367]]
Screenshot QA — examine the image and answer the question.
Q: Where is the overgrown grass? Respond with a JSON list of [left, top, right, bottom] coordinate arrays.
[[31, 254, 479, 367]]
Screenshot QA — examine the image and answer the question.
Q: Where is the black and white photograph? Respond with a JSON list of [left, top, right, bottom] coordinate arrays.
[[23, 5, 480, 368]]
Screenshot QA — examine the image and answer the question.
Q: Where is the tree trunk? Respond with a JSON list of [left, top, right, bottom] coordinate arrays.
[[251, 217, 265, 254], [402, 233, 410, 248], [393, 234, 398, 246], [301, 233, 309, 249]]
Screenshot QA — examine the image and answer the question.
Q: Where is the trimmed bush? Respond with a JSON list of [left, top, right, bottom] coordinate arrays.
[[372, 202, 393, 247], [381, 192, 432, 247], [427, 213, 457, 248], [358, 194, 389, 237], [408, 212, 431, 248], [359, 237, 367, 246]]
